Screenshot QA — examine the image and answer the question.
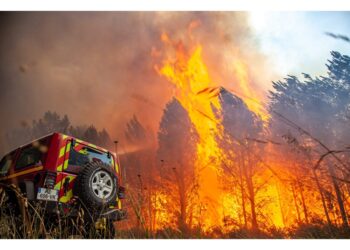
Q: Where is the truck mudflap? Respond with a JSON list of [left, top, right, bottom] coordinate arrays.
[[101, 208, 127, 221]]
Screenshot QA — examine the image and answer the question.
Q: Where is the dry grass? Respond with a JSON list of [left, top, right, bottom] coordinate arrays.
[[1, 186, 350, 239], [1, 210, 350, 239], [0, 185, 116, 239]]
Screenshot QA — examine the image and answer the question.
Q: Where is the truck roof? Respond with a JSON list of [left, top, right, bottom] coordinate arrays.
[[1, 132, 115, 159]]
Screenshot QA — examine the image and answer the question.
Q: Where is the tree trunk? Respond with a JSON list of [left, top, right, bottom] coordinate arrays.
[[328, 164, 349, 229], [174, 166, 187, 233], [313, 169, 332, 227], [291, 183, 301, 224], [238, 152, 248, 228], [276, 183, 286, 227], [297, 180, 309, 224], [244, 150, 258, 230], [179, 187, 187, 232], [341, 171, 350, 197]]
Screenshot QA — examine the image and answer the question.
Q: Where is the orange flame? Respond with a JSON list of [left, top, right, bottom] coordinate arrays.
[[231, 59, 269, 121], [154, 27, 275, 230], [158, 39, 223, 229], [152, 27, 329, 232]]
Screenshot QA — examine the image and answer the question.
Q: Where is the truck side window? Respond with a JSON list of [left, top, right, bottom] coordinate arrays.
[[15, 138, 49, 170], [0, 154, 13, 176], [15, 146, 43, 170]]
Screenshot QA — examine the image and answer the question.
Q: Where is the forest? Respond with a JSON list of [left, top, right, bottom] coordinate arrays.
[[0, 50, 349, 239], [119, 50, 350, 238]]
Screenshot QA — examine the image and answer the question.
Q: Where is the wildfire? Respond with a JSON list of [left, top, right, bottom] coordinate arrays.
[[157, 37, 223, 229], [153, 26, 275, 230], [231, 59, 269, 121], [151, 24, 329, 233]]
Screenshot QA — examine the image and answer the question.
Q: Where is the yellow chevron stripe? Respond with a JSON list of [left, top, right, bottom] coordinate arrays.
[[118, 199, 122, 209], [116, 164, 119, 174], [66, 142, 71, 152], [59, 146, 66, 158], [57, 164, 63, 172], [79, 148, 88, 155], [63, 159, 69, 170], [65, 175, 76, 182], [0, 166, 43, 181], [57, 141, 71, 171], [59, 176, 76, 203], [54, 181, 61, 190], [62, 134, 68, 140], [59, 189, 73, 203], [112, 157, 119, 174]]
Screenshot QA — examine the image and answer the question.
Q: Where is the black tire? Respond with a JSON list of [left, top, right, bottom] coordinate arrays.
[[73, 162, 118, 214]]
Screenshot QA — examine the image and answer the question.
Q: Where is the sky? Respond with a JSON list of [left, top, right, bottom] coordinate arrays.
[[248, 12, 350, 78], [0, 12, 349, 143]]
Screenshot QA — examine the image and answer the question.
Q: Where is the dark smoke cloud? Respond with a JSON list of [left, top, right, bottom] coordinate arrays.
[[0, 12, 274, 144]]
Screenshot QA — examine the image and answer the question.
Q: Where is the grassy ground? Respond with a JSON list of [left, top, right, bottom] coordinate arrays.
[[2, 211, 349, 239], [1, 187, 349, 239], [112, 224, 350, 239]]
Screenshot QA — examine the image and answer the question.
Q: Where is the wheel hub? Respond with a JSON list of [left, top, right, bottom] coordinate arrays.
[[91, 170, 114, 199]]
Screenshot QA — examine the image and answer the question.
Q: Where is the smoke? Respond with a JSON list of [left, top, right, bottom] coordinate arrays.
[[0, 12, 275, 143]]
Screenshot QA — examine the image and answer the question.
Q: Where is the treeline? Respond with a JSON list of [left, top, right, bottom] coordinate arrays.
[[268, 51, 350, 229], [120, 51, 350, 237], [1, 111, 113, 154], [1, 51, 349, 238]]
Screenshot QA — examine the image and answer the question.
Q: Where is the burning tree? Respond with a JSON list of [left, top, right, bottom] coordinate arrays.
[[157, 98, 199, 232], [268, 51, 350, 230], [214, 88, 269, 230], [113, 21, 350, 237], [154, 29, 276, 232]]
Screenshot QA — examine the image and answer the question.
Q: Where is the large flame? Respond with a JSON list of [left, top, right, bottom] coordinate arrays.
[[151, 26, 331, 233], [139, 22, 340, 234], [154, 28, 277, 230], [157, 35, 223, 229]]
